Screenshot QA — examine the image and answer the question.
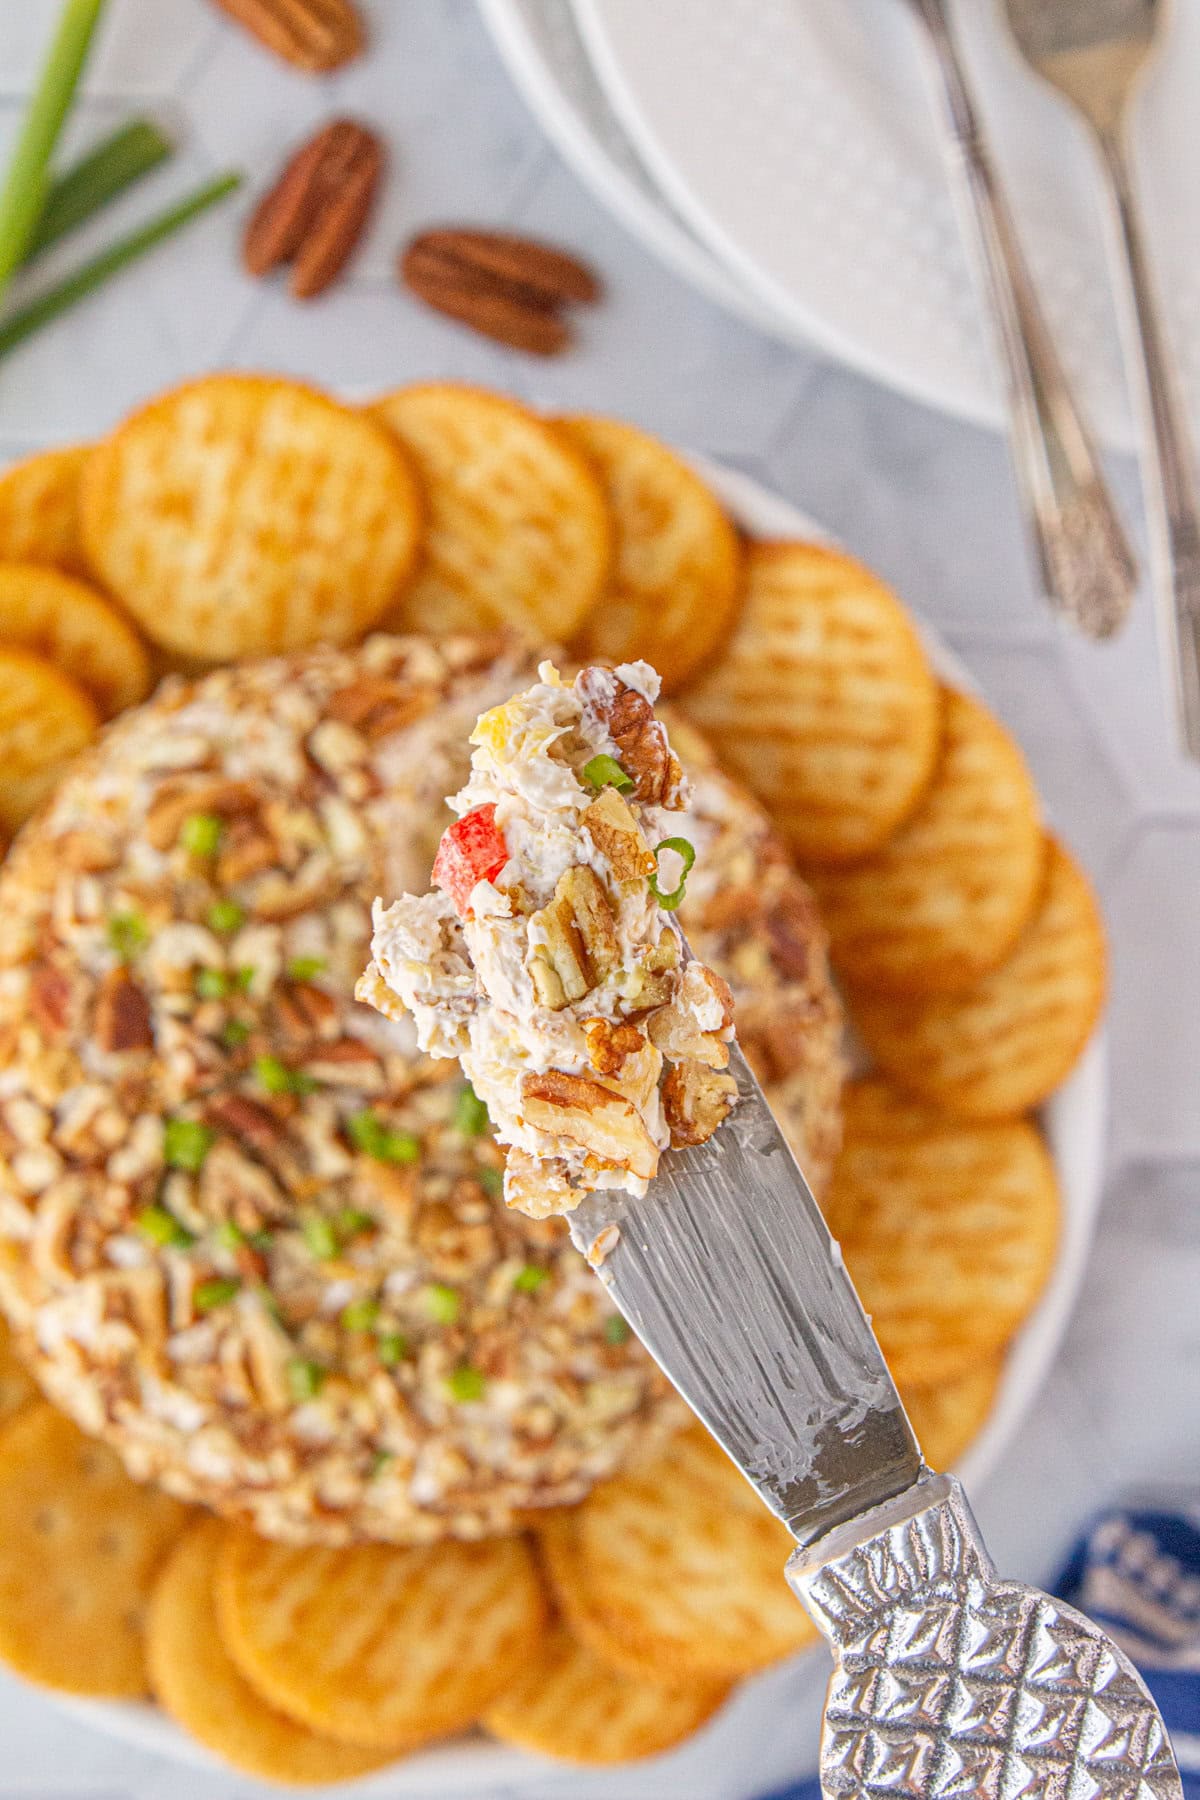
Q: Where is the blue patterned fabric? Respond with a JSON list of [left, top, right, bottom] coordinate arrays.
[[758, 1498, 1200, 1800]]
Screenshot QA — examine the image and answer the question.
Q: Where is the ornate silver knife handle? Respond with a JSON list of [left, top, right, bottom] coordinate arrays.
[[788, 1473, 1182, 1799]]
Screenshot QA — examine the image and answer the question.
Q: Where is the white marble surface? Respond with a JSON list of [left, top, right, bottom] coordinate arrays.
[[1, 3, 1199, 1797]]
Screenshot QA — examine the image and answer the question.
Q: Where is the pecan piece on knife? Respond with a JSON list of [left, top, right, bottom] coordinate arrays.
[[244, 119, 383, 299], [210, 0, 364, 73], [401, 228, 601, 356]]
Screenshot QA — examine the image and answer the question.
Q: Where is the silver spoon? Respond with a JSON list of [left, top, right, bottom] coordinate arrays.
[[1004, 0, 1200, 759], [902, 0, 1137, 639]]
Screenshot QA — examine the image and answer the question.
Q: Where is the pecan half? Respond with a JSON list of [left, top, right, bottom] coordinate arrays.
[[520, 1071, 658, 1181], [30, 965, 72, 1038], [211, 0, 364, 73], [244, 119, 382, 300], [528, 866, 619, 1009], [94, 968, 154, 1054], [401, 228, 600, 357], [580, 788, 655, 887]]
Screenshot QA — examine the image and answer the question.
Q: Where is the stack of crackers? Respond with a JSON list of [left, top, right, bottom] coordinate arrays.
[[0, 372, 1105, 1778]]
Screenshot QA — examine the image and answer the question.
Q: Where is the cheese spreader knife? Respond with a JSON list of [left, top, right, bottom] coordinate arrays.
[[566, 1043, 1182, 1799]]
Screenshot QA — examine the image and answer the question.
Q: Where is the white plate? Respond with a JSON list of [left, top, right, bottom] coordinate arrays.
[[59, 458, 1107, 1793], [477, 0, 799, 341], [572, 0, 1200, 442]]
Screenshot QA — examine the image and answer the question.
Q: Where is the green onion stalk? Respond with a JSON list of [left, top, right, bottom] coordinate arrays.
[[0, 0, 110, 302]]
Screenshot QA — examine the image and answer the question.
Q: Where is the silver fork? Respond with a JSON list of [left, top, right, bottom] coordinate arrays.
[[901, 0, 1137, 639], [1004, 0, 1200, 758]]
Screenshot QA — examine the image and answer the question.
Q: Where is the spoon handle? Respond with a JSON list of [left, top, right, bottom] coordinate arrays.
[[909, 0, 1137, 639], [1096, 122, 1200, 759]]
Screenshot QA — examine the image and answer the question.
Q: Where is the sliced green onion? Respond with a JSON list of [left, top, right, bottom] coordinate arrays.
[[135, 1204, 194, 1249], [286, 1357, 325, 1403], [377, 1332, 408, 1367], [220, 1018, 250, 1049], [369, 1449, 393, 1477], [206, 898, 244, 935], [648, 837, 696, 912], [332, 1207, 375, 1241], [582, 753, 633, 794], [234, 966, 256, 992], [213, 1220, 245, 1250], [477, 1166, 503, 1198], [445, 1365, 486, 1403], [249, 1229, 275, 1253], [163, 1117, 216, 1172], [180, 811, 223, 858], [194, 967, 228, 1001], [301, 1215, 338, 1261], [0, 171, 244, 366], [513, 1264, 550, 1295], [194, 1276, 240, 1313], [423, 1282, 460, 1326], [106, 909, 148, 960], [341, 1296, 380, 1332], [603, 1314, 631, 1346], [25, 117, 172, 261], [255, 1055, 316, 1097], [0, 0, 109, 301], [346, 1109, 420, 1165], [286, 955, 326, 982], [454, 1084, 489, 1138]]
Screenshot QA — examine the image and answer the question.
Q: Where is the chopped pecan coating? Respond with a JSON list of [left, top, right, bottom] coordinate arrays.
[[94, 968, 154, 1054]]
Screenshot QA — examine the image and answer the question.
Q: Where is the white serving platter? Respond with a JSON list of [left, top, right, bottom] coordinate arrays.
[[56, 455, 1107, 1795]]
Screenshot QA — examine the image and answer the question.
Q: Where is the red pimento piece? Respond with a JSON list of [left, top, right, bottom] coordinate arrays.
[[433, 804, 508, 916]]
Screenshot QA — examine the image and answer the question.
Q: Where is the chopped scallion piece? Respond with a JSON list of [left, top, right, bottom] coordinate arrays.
[[255, 1055, 316, 1097], [286, 955, 326, 982], [346, 1109, 420, 1165], [163, 1117, 215, 1172], [604, 1314, 631, 1345], [220, 1018, 250, 1049], [180, 811, 223, 858], [341, 1296, 380, 1332], [424, 1282, 460, 1326], [194, 1276, 240, 1312], [194, 966, 228, 1001], [582, 752, 633, 793], [513, 1264, 550, 1295], [286, 1358, 325, 1403], [301, 1215, 338, 1261], [214, 1220, 245, 1250], [135, 1204, 193, 1249], [206, 899, 244, 935], [446, 1365, 486, 1403], [648, 836, 696, 912], [106, 909, 148, 961], [376, 1332, 408, 1367], [333, 1208, 375, 1241], [478, 1166, 503, 1198], [454, 1084, 489, 1137]]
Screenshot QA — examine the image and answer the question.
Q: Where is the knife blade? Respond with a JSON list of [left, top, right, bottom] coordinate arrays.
[[565, 1041, 921, 1548]]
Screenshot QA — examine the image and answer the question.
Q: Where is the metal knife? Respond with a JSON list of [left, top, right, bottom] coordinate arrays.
[[566, 1044, 1182, 1799]]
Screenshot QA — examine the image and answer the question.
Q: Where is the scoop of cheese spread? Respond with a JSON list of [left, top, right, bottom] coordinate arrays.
[[359, 662, 737, 1218]]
